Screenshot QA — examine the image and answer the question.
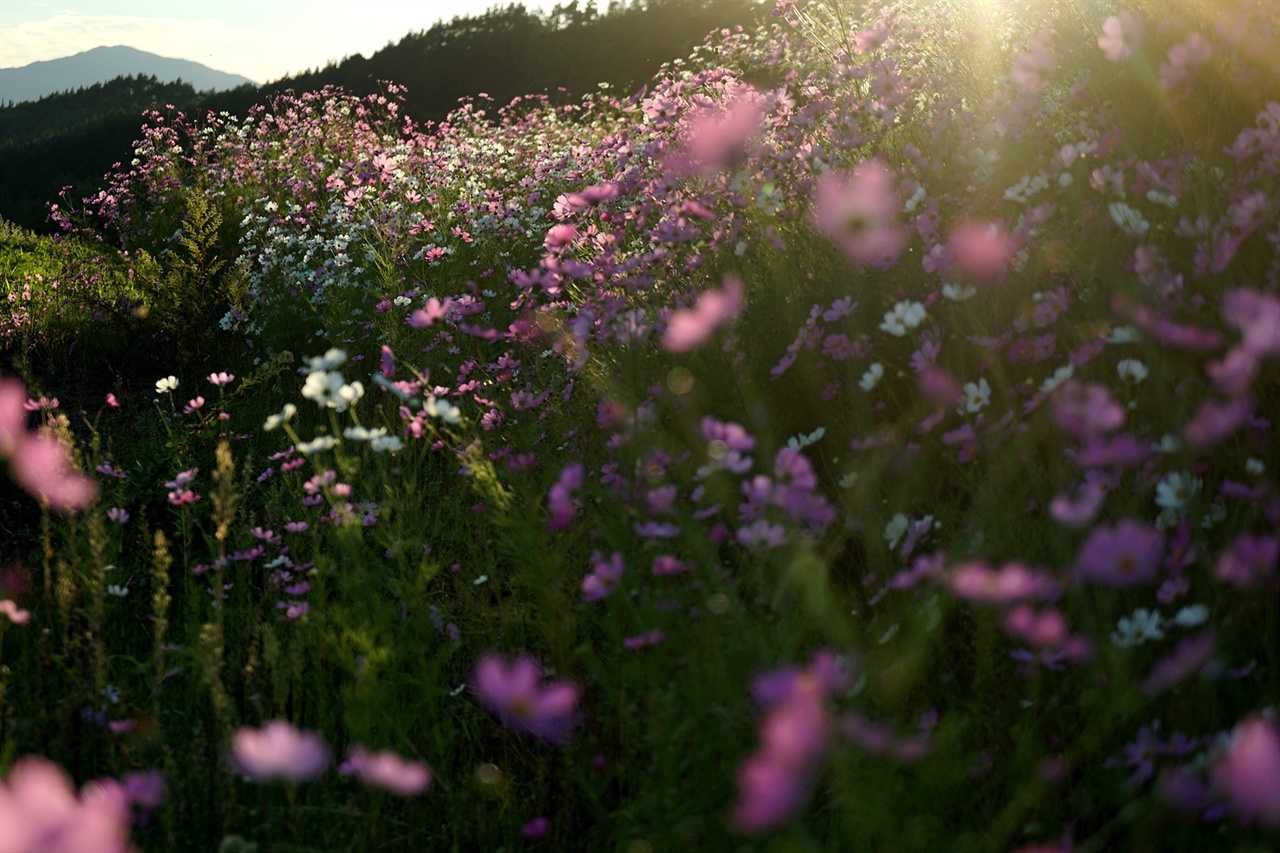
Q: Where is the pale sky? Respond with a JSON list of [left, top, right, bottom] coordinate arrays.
[[0, 0, 558, 83]]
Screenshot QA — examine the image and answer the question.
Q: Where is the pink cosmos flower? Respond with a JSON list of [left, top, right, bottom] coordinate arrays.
[[207, 372, 234, 387], [471, 652, 581, 744], [1098, 12, 1144, 62], [1074, 520, 1163, 587], [1223, 288, 1280, 356], [0, 755, 135, 852], [0, 376, 29, 458], [677, 87, 764, 173], [227, 720, 331, 784], [1159, 32, 1211, 90], [662, 274, 745, 353], [0, 599, 31, 624], [731, 673, 829, 834], [1012, 33, 1054, 92], [949, 561, 1059, 603], [1049, 482, 1106, 528], [947, 220, 1013, 283], [408, 297, 452, 329], [8, 432, 99, 513], [339, 745, 432, 796], [1211, 714, 1280, 830], [1184, 396, 1251, 451], [1214, 533, 1278, 588], [812, 161, 904, 268]]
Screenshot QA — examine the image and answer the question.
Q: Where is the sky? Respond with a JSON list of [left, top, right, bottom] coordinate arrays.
[[0, 0, 557, 84]]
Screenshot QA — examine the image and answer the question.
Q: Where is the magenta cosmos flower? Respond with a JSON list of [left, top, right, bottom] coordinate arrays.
[[227, 720, 331, 783], [1074, 519, 1163, 587], [0, 755, 135, 853], [471, 653, 581, 744]]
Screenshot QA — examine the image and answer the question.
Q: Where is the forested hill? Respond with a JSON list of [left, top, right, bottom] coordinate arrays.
[[0, 0, 762, 234]]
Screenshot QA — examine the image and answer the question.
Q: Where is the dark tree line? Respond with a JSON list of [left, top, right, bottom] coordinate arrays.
[[0, 0, 762, 234]]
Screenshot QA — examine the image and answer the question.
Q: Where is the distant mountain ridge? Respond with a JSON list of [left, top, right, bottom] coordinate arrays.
[[0, 46, 255, 105]]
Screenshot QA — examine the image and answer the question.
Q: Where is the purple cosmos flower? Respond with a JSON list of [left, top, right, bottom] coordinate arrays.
[[471, 653, 580, 744], [582, 552, 625, 602], [339, 745, 431, 796], [521, 816, 550, 839], [1075, 520, 1163, 587], [546, 462, 583, 530], [227, 720, 331, 784]]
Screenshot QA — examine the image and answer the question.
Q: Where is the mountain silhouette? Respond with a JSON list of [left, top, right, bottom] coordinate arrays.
[[0, 45, 255, 105]]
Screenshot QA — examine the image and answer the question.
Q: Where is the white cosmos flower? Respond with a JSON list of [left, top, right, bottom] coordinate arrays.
[[1108, 201, 1150, 236], [880, 301, 926, 337], [786, 427, 825, 450], [333, 381, 364, 412], [860, 362, 884, 391], [961, 378, 991, 413], [884, 513, 909, 548], [296, 435, 338, 455], [1117, 359, 1148, 383], [1039, 363, 1074, 395], [941, 283, 977, 301], [298, 348, 348, 374], [106, 585, 129, 597], [264, 403, 297, 432], [1106, 325, 1140, 344], [302, 371, 345, 407], [1156, 470, 1201, 511], [1111, 608, 1164, 647], [343, 425, 387, 442], [155, 375, 179, 394], [424, 396, 461, 424], [370, 435, 404, 453], [1171, 604, 1209, 627]]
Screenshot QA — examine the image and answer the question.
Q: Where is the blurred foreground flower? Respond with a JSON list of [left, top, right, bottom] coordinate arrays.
[[1212, 714, 1280, 830], [0, 755, 135, 852], [812, 161, 904, 268], [227, 720, 331, 784], [472, 653, 581, 744], [663, 275, 744, 353]]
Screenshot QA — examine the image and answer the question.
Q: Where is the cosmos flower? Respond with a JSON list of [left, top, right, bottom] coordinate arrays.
[[339, 746, 432, 796], [471, 653, 581, 744], [227, 720, 331, 784]]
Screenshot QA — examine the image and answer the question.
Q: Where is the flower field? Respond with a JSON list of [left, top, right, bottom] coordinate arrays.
[[1, 1, 1278, 850]]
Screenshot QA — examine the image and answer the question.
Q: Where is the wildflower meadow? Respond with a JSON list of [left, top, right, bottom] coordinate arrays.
[[2, 1, 1279, 850]]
